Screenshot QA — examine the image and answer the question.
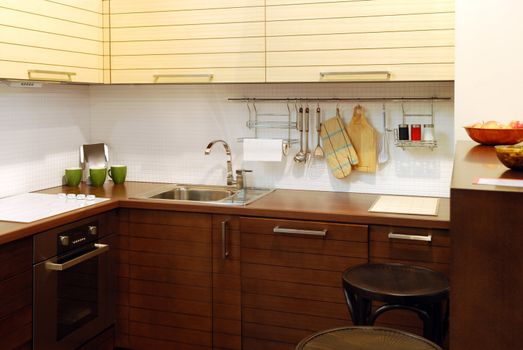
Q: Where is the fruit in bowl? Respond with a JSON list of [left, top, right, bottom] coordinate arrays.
[[464, 120, 523, 145], [495, 144, 523, 170]]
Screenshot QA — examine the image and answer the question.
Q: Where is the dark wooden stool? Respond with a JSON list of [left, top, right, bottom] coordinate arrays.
[[342, 263, 449, 345], [296, 326, 442, 350]]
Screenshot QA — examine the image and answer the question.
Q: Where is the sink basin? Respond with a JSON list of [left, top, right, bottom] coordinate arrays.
[[151, 187, 236, 202], [133, 184, 273, 205]]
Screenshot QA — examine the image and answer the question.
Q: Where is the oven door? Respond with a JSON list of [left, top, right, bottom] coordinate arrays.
[[34, 234, 115, 350]]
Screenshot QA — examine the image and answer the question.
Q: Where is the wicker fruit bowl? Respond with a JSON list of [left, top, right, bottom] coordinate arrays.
[[495, 144, 523, 170]]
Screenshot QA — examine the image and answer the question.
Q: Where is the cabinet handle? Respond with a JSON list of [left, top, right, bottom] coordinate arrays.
[[273, 226, 327, 237], [28, 69, 77, 82], [221, 220, 230, 259], [320, 71, 390, 81], [153, 74, 213, 83], [388, 232, 432, 242]]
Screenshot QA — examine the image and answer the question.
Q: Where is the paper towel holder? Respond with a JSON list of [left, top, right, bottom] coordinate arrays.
[[237, 137, 290, 156]]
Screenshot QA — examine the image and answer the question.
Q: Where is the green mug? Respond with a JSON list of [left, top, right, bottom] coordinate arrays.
[[108, 165, 127, 185], [89, 167, 107, 187], [65, 167, 82, 187]]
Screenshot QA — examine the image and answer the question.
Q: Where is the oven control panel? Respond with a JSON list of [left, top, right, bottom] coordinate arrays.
[[57, 224, 98, 254]]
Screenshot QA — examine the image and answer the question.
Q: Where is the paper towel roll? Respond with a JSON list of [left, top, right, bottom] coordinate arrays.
[[243, 139, 283, 162]]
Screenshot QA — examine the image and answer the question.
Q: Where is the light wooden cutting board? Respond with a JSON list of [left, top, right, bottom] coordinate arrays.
[[346, 105, 378, 173]]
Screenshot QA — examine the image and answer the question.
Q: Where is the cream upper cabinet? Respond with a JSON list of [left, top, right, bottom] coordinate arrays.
[[0, 0, 103, 83], [110, 0, 265, 83], [265, 0, 455, 82]]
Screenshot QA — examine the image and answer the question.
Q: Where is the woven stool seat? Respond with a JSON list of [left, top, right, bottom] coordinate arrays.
[[296, 326, 442, 350]]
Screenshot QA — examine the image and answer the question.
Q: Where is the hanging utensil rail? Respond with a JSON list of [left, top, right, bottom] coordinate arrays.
[[228, 97, 452, 102]]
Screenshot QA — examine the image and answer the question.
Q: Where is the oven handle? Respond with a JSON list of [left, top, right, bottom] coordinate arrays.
[[45, 244, 109, 271]]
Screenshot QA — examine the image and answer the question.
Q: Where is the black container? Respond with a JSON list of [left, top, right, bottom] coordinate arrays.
[[398, 124, 409, 140]]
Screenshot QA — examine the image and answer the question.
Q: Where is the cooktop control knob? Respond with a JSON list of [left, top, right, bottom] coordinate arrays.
[[59, 235, 70, 246], [88, 226, 97, 236]]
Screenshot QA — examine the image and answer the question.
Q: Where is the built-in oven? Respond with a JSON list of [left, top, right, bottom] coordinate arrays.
[[33, 215, 115, 350]]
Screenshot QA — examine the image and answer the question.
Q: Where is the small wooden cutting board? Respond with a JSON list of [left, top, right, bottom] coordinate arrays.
[[346, 105, 378, 173]]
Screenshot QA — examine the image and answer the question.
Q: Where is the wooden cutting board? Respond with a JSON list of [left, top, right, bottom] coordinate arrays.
[[346, 105, 378, 173]]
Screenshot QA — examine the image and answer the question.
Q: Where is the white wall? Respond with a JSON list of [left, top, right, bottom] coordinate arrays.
[[0, 84, 90, 198], [455, 0, 523, 139], [90, 82, 454, 197]]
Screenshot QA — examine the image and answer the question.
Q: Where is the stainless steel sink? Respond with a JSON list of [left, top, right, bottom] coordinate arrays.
[[151, 187, 236, 202], [133, 184, 273, 205]]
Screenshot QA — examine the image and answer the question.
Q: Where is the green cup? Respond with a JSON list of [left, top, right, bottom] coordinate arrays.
[[65, 167, 82, 187], [89, 167, 107, 187], [108, 165, 127, 185]]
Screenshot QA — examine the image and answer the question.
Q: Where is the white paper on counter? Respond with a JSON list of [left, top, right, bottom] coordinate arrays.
[[0, 193, 109, 223], [474, 177, 523, 188], [243, 138, 283, 162], [369, 195, 439, 216]]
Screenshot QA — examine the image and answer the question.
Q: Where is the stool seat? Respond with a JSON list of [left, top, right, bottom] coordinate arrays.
[[341, 263, 450, 346], [342, 263, 449, 304], [296, 326, 442, 350]]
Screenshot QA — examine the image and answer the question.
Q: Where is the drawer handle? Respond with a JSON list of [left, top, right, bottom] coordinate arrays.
[[273, 226, 327, 237], [388, 232, 432, 242], [320, 71, 390, 81], [28, 69, 76, 82], [153, 74, 213, 83]]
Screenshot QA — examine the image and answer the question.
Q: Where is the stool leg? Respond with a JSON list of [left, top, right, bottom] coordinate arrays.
[[429, 301, 447, 346], [419, 304, 437, 344], [355, 296, 372, 325], [342, 286, 357, 324]]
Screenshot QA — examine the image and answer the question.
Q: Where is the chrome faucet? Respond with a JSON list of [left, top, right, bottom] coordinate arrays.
[[204, 140, 251, 189]]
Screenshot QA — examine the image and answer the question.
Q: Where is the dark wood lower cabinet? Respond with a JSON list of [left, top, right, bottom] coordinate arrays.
[[369, 225, 450, 336], [113, 210, 450, 350], [0, 237, 33, 350], [239, 217, 368, 350], [117, 209, 213, 350], [212, 215, 241, 350], [78, 326, 115, 350]]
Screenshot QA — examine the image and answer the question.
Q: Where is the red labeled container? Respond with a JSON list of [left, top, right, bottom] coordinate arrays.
[[411, 124, 421, 141]]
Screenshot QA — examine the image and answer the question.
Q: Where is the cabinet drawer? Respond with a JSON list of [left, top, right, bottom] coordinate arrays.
[[370, 225, 450, 274], [240, 217, 368, 242], [241, 217, 367, 258]]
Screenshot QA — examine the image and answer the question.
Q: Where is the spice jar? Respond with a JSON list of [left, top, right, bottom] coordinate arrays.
[[423, 124, 435, 141], [411, 124, 421, 141], [398, 124, 409, 140]]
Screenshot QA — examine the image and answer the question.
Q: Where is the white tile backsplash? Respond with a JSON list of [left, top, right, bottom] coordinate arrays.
[[90, 81, 454, 197], [0, 83, 90, 198], [0, 81, 453, 199]]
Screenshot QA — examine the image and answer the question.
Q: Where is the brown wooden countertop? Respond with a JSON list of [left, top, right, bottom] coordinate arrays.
[[452, 141, 523, 193], [0, 181, 450, 245]]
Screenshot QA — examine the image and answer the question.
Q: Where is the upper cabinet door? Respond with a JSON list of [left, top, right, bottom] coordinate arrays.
[[265, 0, 455, 82], [0, 0, 103, 83], [110, 0, 266, 83]]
